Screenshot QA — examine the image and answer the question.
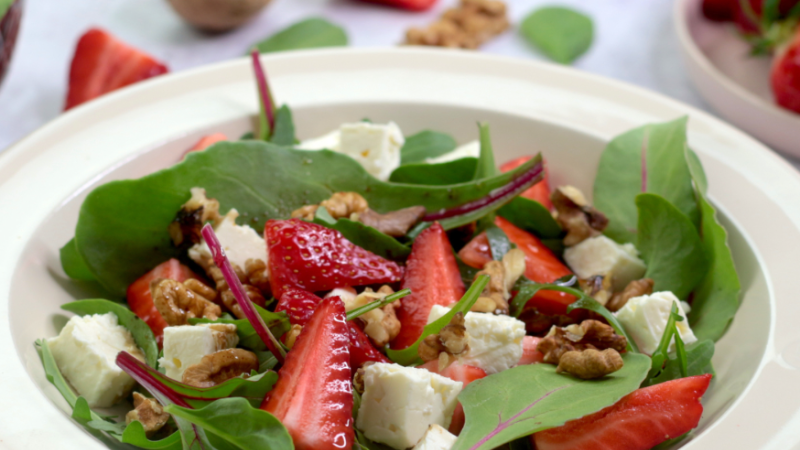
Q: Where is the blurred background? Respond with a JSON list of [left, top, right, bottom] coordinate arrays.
[[0, 0, 796, 165]]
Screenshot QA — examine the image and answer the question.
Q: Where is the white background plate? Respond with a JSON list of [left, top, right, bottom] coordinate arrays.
[[1, 48, 800, 449]]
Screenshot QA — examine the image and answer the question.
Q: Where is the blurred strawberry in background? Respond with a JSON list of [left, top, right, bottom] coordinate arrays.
[[0, 0, 22, 88], [356, 0, 438, 12]]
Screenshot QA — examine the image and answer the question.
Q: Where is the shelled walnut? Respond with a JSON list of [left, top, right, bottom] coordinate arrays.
[[181, 349, 259, 388], [418, 312, 469, 366], [537, 320, 627, 379], [151, 278, 221, 326], [126, 392, 170, 436], [606, 278, 654, 312], [472, 248, 526, 314], [342, 286, 401, 347], [168, 187, 224, 247], [551, 186, 609, 246], [405, 0, 510, 49], [202, 258, 268, 319]]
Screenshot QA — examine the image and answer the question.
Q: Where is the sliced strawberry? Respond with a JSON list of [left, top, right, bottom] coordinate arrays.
[[457, 231, 492, 269], [391, 222, 465, 349], [421, 360, 487, 435], [533, 374, 712, 450], [499, 156, 553, 209], [772, 28, 800, 114], [518, 336, 544, 365], [277, 288, 388, 368], [265, 219, 404, 299], [183, 133, 228, 159], [261, 296, 354, 450], [702, 0, 735, 21], [356, 0, 438, 11], [65, 28, 168, 110], [126, 259, 198, 345]]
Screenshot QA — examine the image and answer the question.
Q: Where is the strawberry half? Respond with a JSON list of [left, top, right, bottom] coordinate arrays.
[[421, 361, 487, 435], [183, 133, 228, 159], [518, 336, 544, 365], [261, 296, 354, 450], [499, 156, 553, 209], [65, 28, 168, 110], [772, 27, 800, 114], [265, 219, 404, 299], [276, 288, 389, 368], [533, 374, 712, 450], [126, 259, 199, 345], [391, 222, 465, 349], [355, 0, 438, 11]]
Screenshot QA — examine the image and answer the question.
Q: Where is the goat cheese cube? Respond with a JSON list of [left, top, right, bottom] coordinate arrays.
[[563, 235, 647, 291], [614, 291, 697, 355], [412, 424, 457, 450], [426, 140, 481, 164], [47, 313, 145, 408], [158, 323, 238, 380], [427, 305, 525, 374], [297, 129, 341, 151], [338, 122, 404, 181], [356, 363, 462, 449], [189, 211, 267, 271]]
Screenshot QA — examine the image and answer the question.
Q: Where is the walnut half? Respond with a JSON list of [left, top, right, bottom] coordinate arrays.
[[181, 349, 259, 388], [537, 320, 627, 379], [557, 348, 624, 380], [552, 186, 609, 246], [606, 278, 655, 312], [126, 392, 169, 436], [151, 278, 221, 326], [418, 312, 469, 364]]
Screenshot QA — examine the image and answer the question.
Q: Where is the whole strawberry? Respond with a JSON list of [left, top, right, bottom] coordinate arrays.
[[772, 27, 800, 113], [702, 0, 735, 22]]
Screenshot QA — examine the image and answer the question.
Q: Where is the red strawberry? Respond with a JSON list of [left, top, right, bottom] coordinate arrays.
[[391, 222, 465, 349], [277, 288, 389, 368], [261, 296, 354, 450], [126, 259, 199, 345], [265, 219, 404, 299], [65, 28, 168, 110], [183, 133, 228, 159], [420, 360, 487, 435], [518, 336, 544, 365], [356, 0, 437, 11], [734, 0, 800, 34], [533, 374, 713, 450], [702, 0, 735, 21], [772, 28, 800, 114], [499, 156, 553, 209]]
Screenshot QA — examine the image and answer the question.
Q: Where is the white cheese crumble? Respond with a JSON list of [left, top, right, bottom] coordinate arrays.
[[563, 235, 647, 291], [614, 291, 698, 355], [188, 210, 267, 271], [412, 424, 457, 450], [158, 323, 238, 380], [426, 140, 480, 164]]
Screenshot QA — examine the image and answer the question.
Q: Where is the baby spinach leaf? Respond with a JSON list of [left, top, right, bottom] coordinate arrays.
[[165, 398, 293, 450], [253, 17, 347, 53], [594, 118, 700, 244], [60, 238, 96, 281], [389, 158, 477, 185], [313, 208, 411, 261], [269, 105, 296, 146], [685, 149, 741, 342], [646, 301, 686, 380], [636, 193, 709, 299], [61, 299, 159, 367], [122, 422, 182, 450], [387, 275, 489, 366], [72, 141, 536, 295], [452, 353, 651, 450], [191, 306, 290, 353], [473, 123, 498, 180], [498, 197, 562, 239], [485, 226, 511, 261], [644, 339, 715, 387], [520, 6, 593, 64], [400, 130, 457, 164]]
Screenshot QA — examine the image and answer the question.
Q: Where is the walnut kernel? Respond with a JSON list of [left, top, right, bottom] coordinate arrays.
[[551, 186, 609, 246], [556, 348, 624, 379], [126, 392, 170, 436], [151, 278, 221, 326], [181, 349, 259, 388], [607, 278, 655, 312]]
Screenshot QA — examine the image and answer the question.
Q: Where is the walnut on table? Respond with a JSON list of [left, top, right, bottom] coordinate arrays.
[[126, 392, 170, 436], [151, 278, 221, 326], [405, 0, 510, 49], [181, 348, 259, 388], [537, 319, 627, 379], [551, 186, 609, 246]]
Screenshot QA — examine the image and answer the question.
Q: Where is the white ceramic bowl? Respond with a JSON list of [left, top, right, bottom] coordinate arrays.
[[675, 0, 800, 158], [2, 48, 800, 449]]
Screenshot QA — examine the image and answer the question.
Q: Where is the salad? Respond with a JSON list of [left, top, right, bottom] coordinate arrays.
[[40, 51, 740, 450]]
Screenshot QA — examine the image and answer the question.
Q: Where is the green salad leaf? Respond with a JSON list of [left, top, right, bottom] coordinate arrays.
[[644, 339, 715, 387], [313, 207, 410, 261], [387, 275, 489, 366], [473, 123, 498, 180], [400, 130, 458, 164], [60, 238, 96, 281], [645, 301, 687, 380], [253, 17, 347, 54], [61, 299, 159, 367], [497, 197, 562, 240], [122, 422, 182, 450], [594, 117, 700, 244], [452, 353, 651, 450], [190, 306, 290, 352], [389, 158, 477, 185], [270, 105, 296, 146], [485, 225, 511, 261], [636, 193, 709, 299], [520, 6, 594, 64], [70, 141, 539, 295], [685, 149, 741, 342]]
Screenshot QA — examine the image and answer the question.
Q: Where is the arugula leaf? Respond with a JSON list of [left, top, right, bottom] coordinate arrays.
[[387, 275, 489, 366], [270, 105, 296, 146], [190, 306, 290, 352], [497, 197, 562, 240], [71, 141, 536, 295], [347, 289, 411, 321], [593, 117, 700, 244], [685, 149, 741, 342], [636, 193, 709, 299], [485, 226, 511, 261], [165, 398, 293, 450], [400, 130, 458, 164], [644, 339, 715, 387], [452, 353, 651, 450], [646, 301, 686, 380], [520, 6, 594, 64], [61, 299, 159, 367], [122, 421, 182, 450], [60, 238, 96, 281], [253, 17, 347, 53], [389, 158, 477, 185], [473, 123, 498, 180], [313, 207, 410, 261]]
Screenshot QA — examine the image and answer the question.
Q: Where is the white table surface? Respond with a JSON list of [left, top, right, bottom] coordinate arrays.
[[1, 0, 798, 168]]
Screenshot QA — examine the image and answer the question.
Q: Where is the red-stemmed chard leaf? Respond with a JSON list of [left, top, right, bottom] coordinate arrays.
[[202, 224, 286, 362], [251, 49, 276, 141], [117, 351, 190, 408]]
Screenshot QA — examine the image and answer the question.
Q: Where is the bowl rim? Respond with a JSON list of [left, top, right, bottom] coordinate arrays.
[[2, 47, 800, 449]]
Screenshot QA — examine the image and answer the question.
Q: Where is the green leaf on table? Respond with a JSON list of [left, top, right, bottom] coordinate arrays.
[[452, 353, 651, 450], [644, 339, 715, 387], [60, 238, 96, 281], [593, 117, 700, 244], [389, 158, 477, 185], [520, 6, 594, 64], [253, 17, 347, 54], [165, 398, 293, 450], [498, 197, 562, 240], [269, 105, 296, 146], [636, 193, 709, 299], [473, 123, 498, 180], [685, 149, 741, 342], [191, 306, 290, 353], [313, 207, 411, 261], [61, 299, 159, 367], [387, 275, 489, 366], [400, 130, 458, 164], [72, 141, 539, 296], [485, 225, 511, 261]]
